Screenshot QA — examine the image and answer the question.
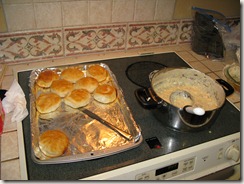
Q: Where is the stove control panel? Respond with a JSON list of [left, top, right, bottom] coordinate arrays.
[[133, 134, 240, 180], [135, 157, 195, 180], [82, 133, 240, 180], [225, 145, 240, 162]]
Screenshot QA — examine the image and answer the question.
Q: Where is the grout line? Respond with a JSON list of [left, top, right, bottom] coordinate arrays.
[[2, 129, 18, 134], [133, 0, 137, 21], [32, 2, 37, 29], [154, 0, 158, 21], [88, 0, 90, 25], [1, 157, 19, 164]]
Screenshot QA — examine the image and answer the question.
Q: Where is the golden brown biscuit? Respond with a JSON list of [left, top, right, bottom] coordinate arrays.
[[64, 89, 91, 108], [36, 70, 59, 88], [87, 65, 107, 82], [60, 67, 84, 83], [75, 77, 99, 93], [93, 84, 117, 104], [50, 79, 74, 97], [36, 93, 61, 113], [39, 130, 69, 158]]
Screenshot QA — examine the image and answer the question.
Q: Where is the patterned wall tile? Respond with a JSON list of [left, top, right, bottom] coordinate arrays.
[[0, 18, 239, 64], [178, 20, 193, 44], [64, 24, 127, 56], [127, 21, 180, 49], [0, 29, 63, 63]]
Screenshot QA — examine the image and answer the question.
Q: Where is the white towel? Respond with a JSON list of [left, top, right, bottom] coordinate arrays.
[[2, 79, 28, 123]]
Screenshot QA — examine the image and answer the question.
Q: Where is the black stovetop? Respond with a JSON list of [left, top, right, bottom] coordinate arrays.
[[18, 52, 240, 180]]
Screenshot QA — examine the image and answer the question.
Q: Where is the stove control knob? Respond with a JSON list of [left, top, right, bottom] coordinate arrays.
[[225, 145, 240, 162]]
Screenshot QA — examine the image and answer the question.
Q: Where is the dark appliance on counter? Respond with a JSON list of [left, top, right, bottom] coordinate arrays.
[[17, 52, 240, 180]]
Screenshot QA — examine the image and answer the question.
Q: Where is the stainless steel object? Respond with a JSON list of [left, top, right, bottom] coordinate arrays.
[[135, 68, 234, 132], [82, 108, 133, 141], [170, 90, 193, 106], [170, 90, 205, 116]]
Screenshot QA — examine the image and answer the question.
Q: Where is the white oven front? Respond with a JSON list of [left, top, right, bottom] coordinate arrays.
[[82, 132, 240, 180]]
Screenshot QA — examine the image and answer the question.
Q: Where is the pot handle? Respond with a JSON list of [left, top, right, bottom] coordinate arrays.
[[184, 106, 205, 116], [216, 79, 234, 96], [134, 88, 158, 109]]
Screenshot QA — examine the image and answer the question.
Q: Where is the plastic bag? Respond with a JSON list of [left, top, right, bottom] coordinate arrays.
[[192, 6, 231, 33], [191, 6, 231, 59], [222, 23, 240, 50], [221, 22, 240, 63]]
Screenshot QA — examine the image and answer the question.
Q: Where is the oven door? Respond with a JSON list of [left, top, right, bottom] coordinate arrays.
[[198, 164, 240, 180]]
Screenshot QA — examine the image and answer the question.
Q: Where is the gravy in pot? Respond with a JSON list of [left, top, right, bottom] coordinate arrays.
[[151, 68, 224, 111], [155, 85, 219, 110]]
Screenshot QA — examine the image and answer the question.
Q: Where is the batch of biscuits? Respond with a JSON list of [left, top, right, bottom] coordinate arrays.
[[30, 63, 140, 162]]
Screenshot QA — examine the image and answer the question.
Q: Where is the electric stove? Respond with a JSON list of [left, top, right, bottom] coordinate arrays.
[[17, 52, 240, 180]]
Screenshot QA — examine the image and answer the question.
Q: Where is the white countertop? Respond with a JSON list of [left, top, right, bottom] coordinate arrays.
[[0, 44, 240, 180]]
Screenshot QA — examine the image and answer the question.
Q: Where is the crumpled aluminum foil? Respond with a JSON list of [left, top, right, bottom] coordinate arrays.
[[29, 63, 142, 164]]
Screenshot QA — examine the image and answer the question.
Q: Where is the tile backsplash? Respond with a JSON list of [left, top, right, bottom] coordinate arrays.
[[0, 29, 64, 63], [2, 0, 176, 32], [0, 0, 239, 64], [0, 20, 194, 63], [64, 24, 127, 56]]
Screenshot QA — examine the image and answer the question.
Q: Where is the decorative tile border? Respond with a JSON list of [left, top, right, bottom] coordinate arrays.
[[0, 29, 63, 63], [64, 24, 127, 56], [178, 20, 193, 44], [0, 18, 239, 64], [127, 21, 181, 49]]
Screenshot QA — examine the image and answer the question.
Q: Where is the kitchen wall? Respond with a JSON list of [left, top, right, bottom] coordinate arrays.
[[1, 0, 177, 32], [173, 0, 240, 19], [0, 0, 240, 64]]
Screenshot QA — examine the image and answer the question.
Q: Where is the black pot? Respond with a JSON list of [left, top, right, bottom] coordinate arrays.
[[135, 68, 234, 132]]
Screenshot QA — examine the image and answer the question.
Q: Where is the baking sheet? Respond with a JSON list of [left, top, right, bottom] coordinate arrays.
[[29, 63, 142, 164]]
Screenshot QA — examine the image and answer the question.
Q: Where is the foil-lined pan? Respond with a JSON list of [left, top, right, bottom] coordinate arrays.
[[29, 63, 142, 164]]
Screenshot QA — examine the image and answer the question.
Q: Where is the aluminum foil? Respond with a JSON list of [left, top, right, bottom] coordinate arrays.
[[29, 63, 142, 164]]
